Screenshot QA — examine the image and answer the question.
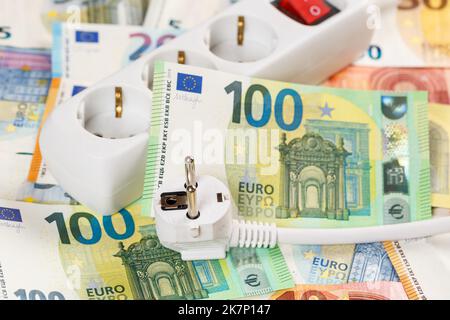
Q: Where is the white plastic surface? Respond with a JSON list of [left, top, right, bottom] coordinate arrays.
[[277, 215, 450, 245], [40, 0, 376, 214], [40, 85, 151, 214], [154, 175, 233, 260]]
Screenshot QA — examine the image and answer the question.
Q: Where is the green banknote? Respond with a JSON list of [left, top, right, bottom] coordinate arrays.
[[143, 61, 431, 228], [0, 199, 293, 300]]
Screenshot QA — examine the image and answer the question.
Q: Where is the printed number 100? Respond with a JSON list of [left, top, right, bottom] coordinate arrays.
[[46, 209, 135, 245], [15, 289, 65, 300], [225, 81, 303, 131]]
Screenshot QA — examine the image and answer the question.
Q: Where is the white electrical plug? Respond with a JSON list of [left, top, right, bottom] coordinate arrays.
[[154, 157, 277, 261]]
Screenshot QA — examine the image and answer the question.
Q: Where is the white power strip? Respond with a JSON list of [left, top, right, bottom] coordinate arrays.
[[40, 0, 378, 215]]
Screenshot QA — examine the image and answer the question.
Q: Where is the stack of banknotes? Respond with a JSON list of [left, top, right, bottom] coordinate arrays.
[[0, 0, 449, 300]]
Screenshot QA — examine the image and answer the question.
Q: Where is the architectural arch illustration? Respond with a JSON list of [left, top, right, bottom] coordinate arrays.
[[348, 243, 398, 282], [304, 120, 371, 216], [114, 225, 225, 300], [298, 166, 327, 211], [277, 132, 350, 220]]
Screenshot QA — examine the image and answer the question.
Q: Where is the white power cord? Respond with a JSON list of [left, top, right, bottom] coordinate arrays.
[[229, 220, 278, 249], [154, 157, 450, 261], [228, 216, 450, 249]]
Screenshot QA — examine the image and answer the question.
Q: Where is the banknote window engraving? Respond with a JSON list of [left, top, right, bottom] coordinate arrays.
[[304, 120, 372, 216], [430, 121, 449, 194], [115, 225, 225, 300], [348, 243, 399, 282], [276, 118, 373, 220], [276, 131, 350, 220]]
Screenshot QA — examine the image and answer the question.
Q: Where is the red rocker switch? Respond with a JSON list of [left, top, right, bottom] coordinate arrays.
[[279, 0, 332, 25]]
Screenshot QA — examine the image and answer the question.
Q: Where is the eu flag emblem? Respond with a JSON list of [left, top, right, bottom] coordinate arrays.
[[0, 207, 22, 222], [72, 85, 87, 96], [75, 31, 99, 43], [176, 73, 203, 94]]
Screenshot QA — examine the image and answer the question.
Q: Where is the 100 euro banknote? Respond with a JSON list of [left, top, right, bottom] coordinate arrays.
[[326, 66, 450, 208], [0, 199, 293, 300], [143, 62, 431, 228]]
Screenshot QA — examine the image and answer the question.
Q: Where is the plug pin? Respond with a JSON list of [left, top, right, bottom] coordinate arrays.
[[177, 51, 186, 64], [186, 185, 199, 219], [185, 156, 199, 219], [185, 156, 197, 188], [237, 16, 245, 46], [115, 87, 123, 118]]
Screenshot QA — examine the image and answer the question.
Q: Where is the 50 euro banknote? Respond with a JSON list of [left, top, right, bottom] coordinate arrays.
[[143, 62, 432, 228], [357, 0, 450, 67], [271, 282, 408, 300], [0, 199, 293, 300]]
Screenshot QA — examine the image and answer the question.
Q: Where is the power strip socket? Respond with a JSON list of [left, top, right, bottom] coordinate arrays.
[[40, 0, 377, 214]]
